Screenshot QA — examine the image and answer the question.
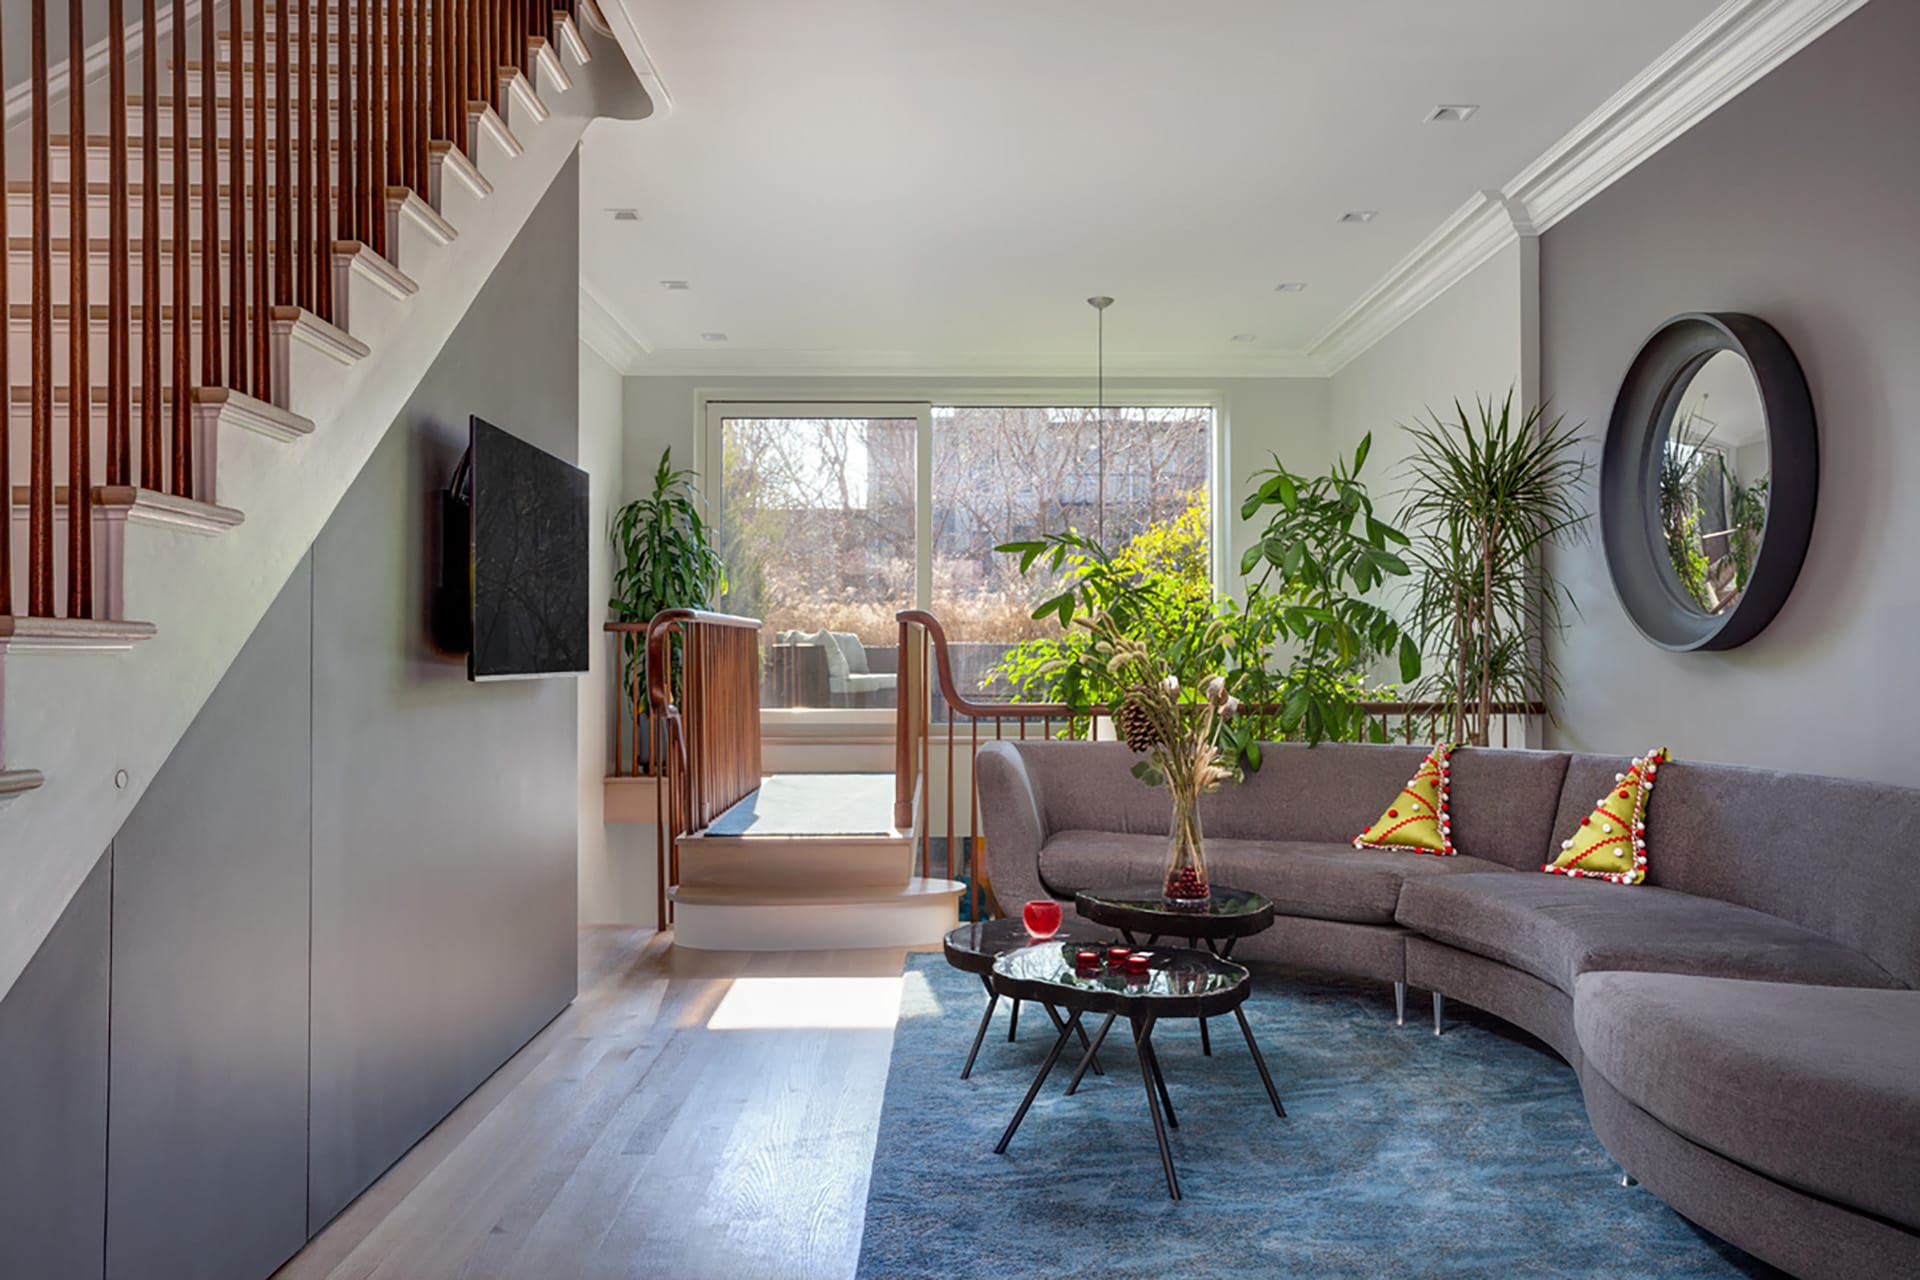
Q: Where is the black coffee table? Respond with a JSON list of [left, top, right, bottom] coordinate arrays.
[[989, 941, 1285, 1200], [1074, 885, 1276, 1057], [942, 918, 1117, 1080]]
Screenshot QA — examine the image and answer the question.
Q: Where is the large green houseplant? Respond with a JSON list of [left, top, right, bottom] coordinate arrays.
[[1398, 393, 1588, 746], [609, 449, 727, 754]]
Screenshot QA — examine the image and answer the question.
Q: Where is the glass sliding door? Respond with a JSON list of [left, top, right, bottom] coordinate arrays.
[[709, 405, 925, 711]]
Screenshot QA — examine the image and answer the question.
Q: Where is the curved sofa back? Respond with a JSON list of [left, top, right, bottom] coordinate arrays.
[[993, 740, 1920, 989], [1557, 755, 1920, 989], [999, 740, 1570, 871]]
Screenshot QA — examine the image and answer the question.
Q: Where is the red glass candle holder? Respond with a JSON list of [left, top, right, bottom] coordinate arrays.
[[1126, 952, 1151, 975], [1023, 899, 1064, 940], [1106, 946, 1131, 967], [1074, 948, 1101, 969]]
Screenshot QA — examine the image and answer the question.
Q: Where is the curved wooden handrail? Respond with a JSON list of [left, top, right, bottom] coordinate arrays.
[[894, 608, 1084, 719]]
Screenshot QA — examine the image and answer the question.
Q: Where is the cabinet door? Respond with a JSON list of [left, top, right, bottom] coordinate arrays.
[[108, 559, 313, 1280]]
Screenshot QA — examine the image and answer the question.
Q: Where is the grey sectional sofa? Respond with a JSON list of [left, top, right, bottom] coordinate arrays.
[[975, 739, 1920, 1280]]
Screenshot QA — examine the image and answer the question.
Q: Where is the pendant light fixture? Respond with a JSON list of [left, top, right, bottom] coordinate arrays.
[[1089, 295, 1113, 544]]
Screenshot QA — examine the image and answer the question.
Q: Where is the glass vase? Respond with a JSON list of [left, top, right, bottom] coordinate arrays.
[[1163, 787, 1211, 910]]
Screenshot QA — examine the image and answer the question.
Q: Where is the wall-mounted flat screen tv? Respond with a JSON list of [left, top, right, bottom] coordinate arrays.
[[442, 416, 589, 680]]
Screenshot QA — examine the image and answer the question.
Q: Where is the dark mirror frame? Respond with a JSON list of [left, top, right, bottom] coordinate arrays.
[[1601, 312, 1817, 651]]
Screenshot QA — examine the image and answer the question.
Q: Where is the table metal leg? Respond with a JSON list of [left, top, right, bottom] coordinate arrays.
[[1065, 1013, 1117, 1096], [1007, 998, 1021, 1042], [1198, 1015, 1212, 1056], [1142, 1032, 1178, 1129], [1132, 1016, 1181, 1201], [961, 990, 999, 1080], [1234, 1004, 1287, 1117], [1044, 1003, 1104, 1077], [994, 1010, 1082, 1155]]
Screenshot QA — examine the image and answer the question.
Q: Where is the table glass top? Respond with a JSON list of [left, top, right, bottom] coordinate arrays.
[[1076, 885, 1270, 919], [945, 917, 1115, 958], [991, 941, 1247, 1000]]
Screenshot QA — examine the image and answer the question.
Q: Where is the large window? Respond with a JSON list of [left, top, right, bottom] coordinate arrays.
[[711, 402, 1215, 710]]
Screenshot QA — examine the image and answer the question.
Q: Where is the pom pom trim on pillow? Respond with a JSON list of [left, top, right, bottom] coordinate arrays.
[[1543, 748, 1670, 885], [1353, 744, 1456, 856]]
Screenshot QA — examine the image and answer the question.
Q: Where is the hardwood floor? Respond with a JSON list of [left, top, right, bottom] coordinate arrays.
[[274, 928, 913, 1280]]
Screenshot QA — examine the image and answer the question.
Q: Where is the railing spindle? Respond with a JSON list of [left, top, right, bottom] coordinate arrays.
[[0, 14, 8, 616], [250, 0, 270, 398], [66, 0, 94, 617], [386, 0, 401, 200], [275, 0, 293, 309], [296, 0, 313, 309], [107, 0, 132, 488], [140, 0, 162, 488], [31, 0, 54, 615], [317, 0, 334, 321], [199, 0, 222, 411], [228, 0, 250, 394], [368, 0, 386, 257], [337, 0, 357, 245]]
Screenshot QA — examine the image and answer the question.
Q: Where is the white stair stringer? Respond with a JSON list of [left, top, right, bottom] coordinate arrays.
[[0, 8, 653, 1008]]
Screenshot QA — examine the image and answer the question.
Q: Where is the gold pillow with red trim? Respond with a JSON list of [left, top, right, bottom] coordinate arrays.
[[1353, 745, 1455, 856], [1544, 748, 1671, 885]]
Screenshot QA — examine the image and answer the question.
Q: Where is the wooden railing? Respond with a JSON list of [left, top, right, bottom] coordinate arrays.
[[894, 609, 1546, 922], [3, 0, 582, 622], [608, 611, 764, 926]]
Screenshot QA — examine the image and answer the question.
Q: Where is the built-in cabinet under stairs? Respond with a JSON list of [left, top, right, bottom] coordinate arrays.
[[669, 772, 964, 951], [0, 0, 652, 1010]]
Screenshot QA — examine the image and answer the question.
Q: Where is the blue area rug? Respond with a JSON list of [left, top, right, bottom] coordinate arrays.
[[856, 954, 1783, 1280]]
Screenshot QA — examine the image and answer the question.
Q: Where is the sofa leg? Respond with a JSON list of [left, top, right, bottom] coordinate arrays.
[[1432, 992, 1445, 1036], [1620, 1173, 1639, 1188], [1394, 981, 1407, 1026]]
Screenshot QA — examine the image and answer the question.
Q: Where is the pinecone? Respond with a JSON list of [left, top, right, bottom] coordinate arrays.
[[1115, 690, 1163, 753]]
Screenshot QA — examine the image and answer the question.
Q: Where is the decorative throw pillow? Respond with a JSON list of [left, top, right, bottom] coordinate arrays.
[[1353, 745, 1456, 856], [1544, 748, 1671, 885]]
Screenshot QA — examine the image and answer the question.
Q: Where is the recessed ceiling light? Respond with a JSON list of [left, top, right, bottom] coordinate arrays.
[[1230, 333, 1258, 343], [608, 208, 641, 222], [1341, 210, 1378, 224], [701, 332, 729, 342], [1424, 104, 1479, 123], [1273, 282, 1308, 293], [660, 280, 690, 290]]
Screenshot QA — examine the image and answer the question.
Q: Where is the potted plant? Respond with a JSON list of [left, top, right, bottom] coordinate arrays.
[[609, 449, 727, 761], [1398, 392, 1589, 746]]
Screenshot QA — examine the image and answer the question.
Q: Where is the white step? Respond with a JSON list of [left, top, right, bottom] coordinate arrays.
[[7, 384, 313, 503], [10, 484, 244, 621], [669, 878, 966, 952], [676, 829, 916, 893]]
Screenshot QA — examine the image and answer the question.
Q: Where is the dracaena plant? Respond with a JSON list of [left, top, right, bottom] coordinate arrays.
[[1398, 392, 1589, 747], [1240, 433, 1421, 744], [609, 449, 727, 712]]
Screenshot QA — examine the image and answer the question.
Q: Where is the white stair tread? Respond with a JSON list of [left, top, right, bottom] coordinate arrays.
[[699, 772, 898, 838], [671, 877, 963, 909]]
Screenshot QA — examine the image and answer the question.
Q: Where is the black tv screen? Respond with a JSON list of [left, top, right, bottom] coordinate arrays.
[[451, 416, 589, 680]]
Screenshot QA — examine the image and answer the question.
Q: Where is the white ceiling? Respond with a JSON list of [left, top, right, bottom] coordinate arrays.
[[583, 0, 1725, 377]]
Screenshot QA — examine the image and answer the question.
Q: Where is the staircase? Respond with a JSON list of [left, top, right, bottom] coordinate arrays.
[[0, 0, 652, 1006]]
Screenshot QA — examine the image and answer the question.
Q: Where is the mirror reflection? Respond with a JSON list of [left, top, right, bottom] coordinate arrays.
[[1657, 350, 1771, 615]]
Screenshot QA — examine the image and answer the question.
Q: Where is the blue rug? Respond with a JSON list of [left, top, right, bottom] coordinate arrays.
[[856, 954, 1783, 1280]]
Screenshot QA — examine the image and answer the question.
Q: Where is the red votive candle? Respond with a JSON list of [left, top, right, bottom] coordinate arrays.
[[1106, 946, 1131, 966], [1126, 952, 1151, 975], [1074, 948, 1101, 969]]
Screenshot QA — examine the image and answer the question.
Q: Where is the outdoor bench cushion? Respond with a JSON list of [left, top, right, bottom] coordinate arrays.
[[1038, 831, 1513, 926], [1575, 971, 1920, 1231], [1396, 873, 1903, 995]]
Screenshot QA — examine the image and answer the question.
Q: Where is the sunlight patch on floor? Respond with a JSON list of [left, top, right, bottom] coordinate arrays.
[[707, 975, 917, 1030]]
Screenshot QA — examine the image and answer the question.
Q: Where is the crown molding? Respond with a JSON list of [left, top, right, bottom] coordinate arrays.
[[579, 283, 652, 371], [1508, 0, 1870, 232], [1307, 0, 1867, 377], [623, 346, 1328, 380], [1308, 190, 1530, 376]]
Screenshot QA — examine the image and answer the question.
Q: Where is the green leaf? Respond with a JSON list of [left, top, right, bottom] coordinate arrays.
[[1277, 474, 1299, 512], [1399, 633, 1422, 684], [1353, 432, 1372, 474]]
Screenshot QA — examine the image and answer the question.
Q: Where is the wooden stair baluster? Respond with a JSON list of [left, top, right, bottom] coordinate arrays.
[[170, 0, 192, 499], [369, 0, 386, 257], [338, 0, 357, 246], [30, 0, 53, 615], [0, 11, 9, 616], [297, 0, 314, 310], [229, 0, 250, 394], [250, 0, 270, 400], [107, 0, 132, 488], [141, 0, 163, 488], [68, 0, 93, 617], [276, 0, 294, 307], [200, 0, 223, 404], [317, 0, 335, 321]]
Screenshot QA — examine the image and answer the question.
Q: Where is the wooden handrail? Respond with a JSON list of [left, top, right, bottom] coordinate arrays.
[[606, 611, 764, 927], [895, 608, 1548, 922]]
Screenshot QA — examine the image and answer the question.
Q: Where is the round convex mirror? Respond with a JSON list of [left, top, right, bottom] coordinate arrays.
[[1602, 313, 1817, 651], [1654, 349, 1771, 618]]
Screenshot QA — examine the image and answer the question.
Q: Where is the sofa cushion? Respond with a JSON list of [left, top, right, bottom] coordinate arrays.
[[1396, 873, 1902, 995], [1039, 831, 1513, 926], [1575, 971, 1920, 1231]]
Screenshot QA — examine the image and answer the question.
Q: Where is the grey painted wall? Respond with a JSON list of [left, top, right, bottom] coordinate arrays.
[[0, 847, 109, 1280], [1541, 0, 1920, 785], [307, 149, 582, 1229], [107, 554, 313, 1280], [0, 153, 585, 1278]]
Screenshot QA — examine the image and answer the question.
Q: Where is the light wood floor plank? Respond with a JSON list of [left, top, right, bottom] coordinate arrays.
[[274, 929, 911, 1280]]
